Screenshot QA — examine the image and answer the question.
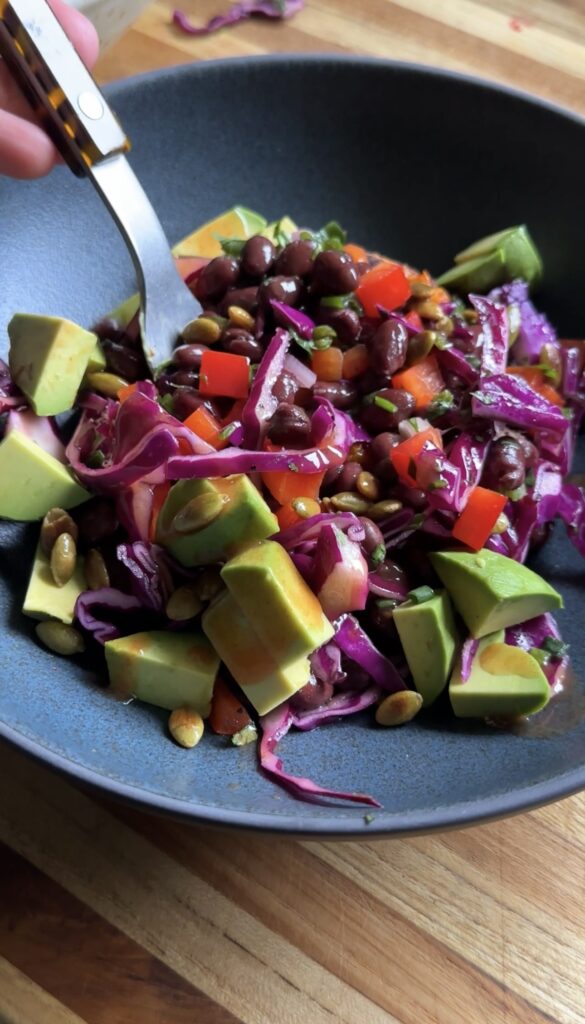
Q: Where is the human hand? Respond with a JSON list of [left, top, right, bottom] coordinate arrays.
[[0, 0, 99, 178]]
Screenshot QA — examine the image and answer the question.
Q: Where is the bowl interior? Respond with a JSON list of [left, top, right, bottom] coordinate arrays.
[[0, 56, 584, 834]]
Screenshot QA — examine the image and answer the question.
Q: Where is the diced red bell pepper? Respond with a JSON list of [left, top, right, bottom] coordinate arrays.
[[392, 353, 445, 410], [199, 350, 250, 399], [183, 405, 229, 449], [174, 255, 208, 285], [355, 262, 411, 317], [452, 486, 507, 551], [209, 677, 252, 736], [117, 382, 139, 402], [390, 427, 444, 487]]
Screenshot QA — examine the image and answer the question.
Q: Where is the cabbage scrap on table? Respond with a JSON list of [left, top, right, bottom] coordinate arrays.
[[2, 212, 583, 808]]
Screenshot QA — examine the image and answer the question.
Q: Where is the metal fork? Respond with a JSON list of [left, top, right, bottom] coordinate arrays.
[[0, 0, 203, 371]]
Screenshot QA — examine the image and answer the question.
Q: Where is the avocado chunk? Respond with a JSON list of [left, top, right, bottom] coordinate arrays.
[[221, 540, 335, 664], [203, 591, 310, 715], [156, 474, 278, 567], [436, 251, 505, 295], [430, 549, 562, 639], [0, 429, 89, 521], [8, 314, 99, 415], [437, 225, 543, 293], [105, 630, 219, 713], [449, 629, 550, 718], [86, 341, 106, 374], [23, 540, 86, 625], [393, 590, 458, 706]]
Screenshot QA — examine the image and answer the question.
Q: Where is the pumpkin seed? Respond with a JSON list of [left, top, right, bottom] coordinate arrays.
[[375, 690, 423, 726], [368, 499, 403, 521], [168, 706, 204, 748], [166, 585, 203, 621], [181, 316, 221, 344], [86, 371, 129, 398], [356, 471, 380, 502], [36, 620, 85, 656], [50, 532, 77, 587], [84, 548, 110, 590], [172, 492, 228, 533], [40, 508, 78, 556], [227, 305, 255, 331], [330, 492, 371, 514]]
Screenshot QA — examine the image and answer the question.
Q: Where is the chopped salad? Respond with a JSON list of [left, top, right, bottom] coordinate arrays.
[[1, 210, 584, 808]]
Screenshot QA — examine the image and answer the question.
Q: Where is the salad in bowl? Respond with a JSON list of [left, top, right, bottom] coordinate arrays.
[[1, 209, 583, 809]]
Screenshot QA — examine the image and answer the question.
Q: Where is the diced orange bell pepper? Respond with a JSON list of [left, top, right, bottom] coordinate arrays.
[[149, 481, 171, 542], [183, 405, 229, 449], [342, 343, 369, 379], [174, 255, 208, 283], [209, 677, 252, 736], [261, 469, 325, 505], [276, 503, 303, 531], [355, 263, 411, 317], [506, 367, 564, 407], [390, 427, 444, 487], [392, 353, 445, 410], [118, 382, 139, 402], [452, 486, 507, 551], [311, 346, 344, 381], [199, 350, 250, 399], [344, 243, 368, 263]]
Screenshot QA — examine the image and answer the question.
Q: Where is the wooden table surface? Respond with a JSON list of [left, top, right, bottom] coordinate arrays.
[[1, 3, 585, 1023]]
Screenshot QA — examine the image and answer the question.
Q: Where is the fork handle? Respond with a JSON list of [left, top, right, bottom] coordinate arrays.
[[0, 0, 130, 175]]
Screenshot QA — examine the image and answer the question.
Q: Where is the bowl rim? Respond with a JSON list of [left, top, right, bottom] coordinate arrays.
[[2, 53, 584, 836]]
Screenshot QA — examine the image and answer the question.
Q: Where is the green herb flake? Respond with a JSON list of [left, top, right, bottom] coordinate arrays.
[[407, 585, 435, 605], [363, 813, 376, 826], [288, 462, 299, 473], [87, 450, 106, 468], [529, 647, 550, 667], [374, 395, 398, 413], [370, 543, 386, 569], [158, 394, 175, 414], [542, 636, 569, 658], [218, 423, 237, 441], [218, 236, 246, 257]]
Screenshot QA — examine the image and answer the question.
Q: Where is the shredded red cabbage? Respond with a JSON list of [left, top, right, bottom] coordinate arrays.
[[284, 352, 316, 389], [74, 587, 145, 644], [460, 637, 480, 682], [472, 374, 569, 436], [270, 300, 315, 340], [173, 0, 303, 37], [292, 686, 381, 731], [488, 280, 557, 363], [436, 345, 479, 386], [258, 702, 380, 807], [310, 643, 346, 686], [116, 542, 172, 612], [312, 523, 369, 619], [67, 390, 212, 492], [558, 482, 585, 556], [334, 614, 406, 693], [275, 511, 361, 550], [471, 294, 509, 377], [241, 328, 290, 450]]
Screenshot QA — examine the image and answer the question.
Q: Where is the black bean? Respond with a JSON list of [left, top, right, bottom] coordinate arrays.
[[357, 368, 392, 396], [240, 235, 276, 279], [92, 317, 125, 343], [290, 677, 334, 712], [334, 461, 362, 493], [376, 558, 408, 591], [171, 389, 206, 421], [313, 379, 358, 410], [516, 435, 539, 468], [274, 240, 315, 278], [195, 256, 240, 303], [101, 339, 149, 382], [322, 464, 343, 492], [258, 275, 303, 309], [168, 369, 199, 389], [76, 498, 118, 547], [358, 517, 385, 554], [370, 431, 400, 464], [316, 307, 361, 346], [359, 388, 415, 432], [392, 483, 428, 510], [272, 371, 299, 405], [173, 343, 209, 371], [222, 328, 263, 361], [368, 320, 408, 376], [219, 286, 259, 315], [311, 250, 359, 295], [267, 403, 312, 447], [484, 437, 526, 492]]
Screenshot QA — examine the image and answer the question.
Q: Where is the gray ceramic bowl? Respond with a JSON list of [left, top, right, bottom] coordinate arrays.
[[1, 56, 584, 836]]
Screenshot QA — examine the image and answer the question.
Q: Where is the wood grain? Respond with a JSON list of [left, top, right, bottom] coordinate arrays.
[[1, 3, 585, 1023]]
